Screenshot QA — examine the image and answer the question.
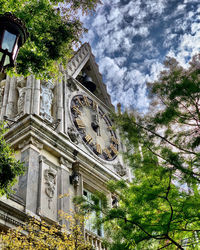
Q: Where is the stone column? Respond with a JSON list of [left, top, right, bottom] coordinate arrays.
[[17, 138, 43, 214], [59, 157, 71, 225], [6, 76, 17, 118], [25, 147, 41, 214], [24, 75, 33, 114], [63, 73, 76, 135], [56, 78, 64, 132], [32, 78, 40, 115], [0, 75, 9, 119]]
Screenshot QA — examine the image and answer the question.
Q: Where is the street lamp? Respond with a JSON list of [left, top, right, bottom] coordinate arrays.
[[0, 12, 28, 72]]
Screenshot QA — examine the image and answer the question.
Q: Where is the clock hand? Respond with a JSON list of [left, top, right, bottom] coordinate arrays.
[[91, 105, 101, 136], [96, 105, 101, 136]]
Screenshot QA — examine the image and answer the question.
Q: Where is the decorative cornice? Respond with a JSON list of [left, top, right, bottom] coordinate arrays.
[[0, 212, 24, 228], [18, 136, 43, 150], [5, 115, 121, 181]]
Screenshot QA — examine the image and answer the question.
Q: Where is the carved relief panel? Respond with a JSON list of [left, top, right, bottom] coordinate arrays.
[[38, 156, 58, 222]]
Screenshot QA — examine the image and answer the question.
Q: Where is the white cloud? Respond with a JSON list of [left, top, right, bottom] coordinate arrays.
[[80, 0, 200, 112]]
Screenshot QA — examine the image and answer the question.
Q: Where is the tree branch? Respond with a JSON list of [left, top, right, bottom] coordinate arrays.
[[167, 235, 184, 250], [131, 119, 197, 155]]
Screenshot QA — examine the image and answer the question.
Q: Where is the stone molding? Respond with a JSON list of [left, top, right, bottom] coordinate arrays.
[[0, 212, 24, 228], [18, 137, 43, 151]]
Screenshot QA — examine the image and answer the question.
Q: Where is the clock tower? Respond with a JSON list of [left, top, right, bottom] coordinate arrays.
[[0, 43, 129, 248]]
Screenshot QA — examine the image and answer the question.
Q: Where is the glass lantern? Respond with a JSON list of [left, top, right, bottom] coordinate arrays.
[[0, 12, 28, 72]]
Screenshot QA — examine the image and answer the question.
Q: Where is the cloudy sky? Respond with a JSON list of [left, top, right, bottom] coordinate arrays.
[[80, 0, 200, 112]]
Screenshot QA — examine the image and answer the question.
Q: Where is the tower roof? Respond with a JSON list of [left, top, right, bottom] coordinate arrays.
[[66, 43, 113, 108]]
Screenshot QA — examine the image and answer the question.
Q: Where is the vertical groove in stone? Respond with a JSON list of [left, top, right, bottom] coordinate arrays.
[[63, 74, 68, 134], [24, 75, 32, 114], [32, 78, 40, 115], [6, 76, 16, 118], [1, 75, 10, 119], [57, 78, 64, 132]]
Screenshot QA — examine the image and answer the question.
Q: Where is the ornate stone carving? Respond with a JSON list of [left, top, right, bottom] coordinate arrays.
[[67, 78, 78, 92], [114, 162, 127, 177], [17, 77, 26, 115], [60, 157, 72, 168], [40, 80, 54, 122], [68, 127, 79, 144], [44, 169, 57, 209], [18, 137, 43, 150]]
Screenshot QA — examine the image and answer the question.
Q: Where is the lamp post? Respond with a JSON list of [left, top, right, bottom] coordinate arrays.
[[0, 12, 28, 72]]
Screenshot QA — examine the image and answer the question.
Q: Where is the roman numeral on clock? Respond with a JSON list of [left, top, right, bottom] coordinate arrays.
[[111, 136, 119, 145], [110, 144, 118, 154], [85, 134, 92, 144], [75, 97, 83, 107], [96, 144, 102, 154], [75, 119, 85, 129], [83, 96, 90, 106], [93, 101, 98, 111], [104, 148, 112, 159], [72, 106, 81, 115]]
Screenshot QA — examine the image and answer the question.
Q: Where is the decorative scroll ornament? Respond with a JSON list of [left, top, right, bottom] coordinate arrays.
[[44, 169, 56, 209], [114, 162, 127, 177], [40, 80, 54, 122]]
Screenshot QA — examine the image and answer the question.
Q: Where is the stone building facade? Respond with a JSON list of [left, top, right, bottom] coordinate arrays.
[[0, 43, 130, 248]]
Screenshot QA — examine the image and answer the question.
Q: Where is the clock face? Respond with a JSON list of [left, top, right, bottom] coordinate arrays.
[[70, 94, 119, 161]]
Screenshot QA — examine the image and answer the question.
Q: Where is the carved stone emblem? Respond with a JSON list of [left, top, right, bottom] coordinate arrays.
[[40, 80, 54, 122], [114, 163, 127, 177], [44, 169, 57, 209], [68, 127, 79, 144]]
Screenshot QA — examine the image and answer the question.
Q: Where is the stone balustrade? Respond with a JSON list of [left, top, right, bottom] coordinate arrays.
[[85, 230, 107, 250]]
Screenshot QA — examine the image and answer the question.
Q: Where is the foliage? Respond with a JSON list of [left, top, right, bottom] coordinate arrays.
[[75, 54, 200, 249], [0, 0, 101, 78], [0, 210, 92, 249], [0, 122, 25, 196]]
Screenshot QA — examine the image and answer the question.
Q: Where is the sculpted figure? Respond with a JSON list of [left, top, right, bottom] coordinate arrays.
[[40, 80, 54, 121], [17, 78, 26, 115]]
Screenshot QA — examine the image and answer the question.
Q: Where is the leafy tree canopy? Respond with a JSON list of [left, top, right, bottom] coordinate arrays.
[[0, 0, 101, 78], [0, 122, 25, 196], [75, 54, 200, 249]]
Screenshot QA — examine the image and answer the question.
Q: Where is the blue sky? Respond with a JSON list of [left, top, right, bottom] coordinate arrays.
[[80, 0, 200, 112]]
